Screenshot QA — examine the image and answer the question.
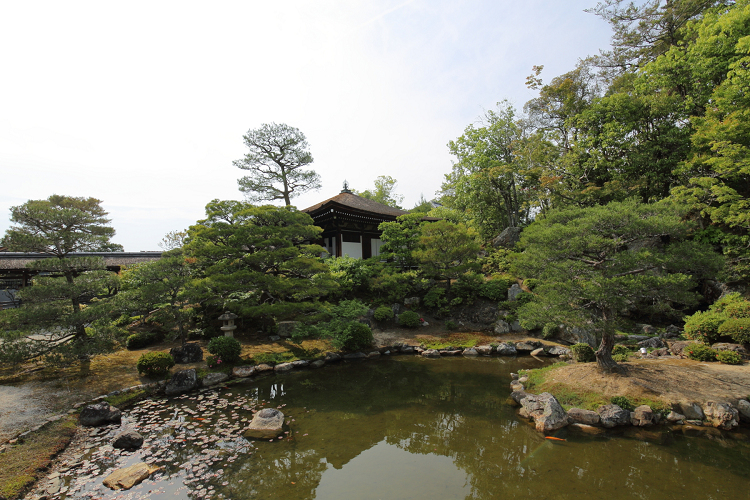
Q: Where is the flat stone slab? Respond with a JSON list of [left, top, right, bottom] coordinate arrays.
[[244, 408, 284, 439], [232, 366, 256, 378], [103, 462, 160, 490], [79, 403, 121, 427], [201, 372, 229, 387]]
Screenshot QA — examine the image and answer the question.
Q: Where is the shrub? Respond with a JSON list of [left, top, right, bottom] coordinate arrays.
[[612, 353, 629, 362], [515, 291, 534, 306], [717, 318, 750, 344], [126, 332, 161, 350], [724, 301, 750, 319], [373, 305, 394, 322], [136, 352, 174, 378], [612, 345, 632, 356], [684, 343, 717, 362], [523, 278, 540, 291], [716, 350, 743, 365], [398, 310, 421, 328], [542, 323, 559, 339], [478, 279, 509, 301], [207, 336, 242, 363], [570, 343, 595, 362], [423, 288, 447, 309], [683, 310, 726, 344], [453, 272, 485, 301], [206, 354, 222, 369], [610, 395, 635, 411], [341, 322, 374, 351], [445, 320, 458, 330]]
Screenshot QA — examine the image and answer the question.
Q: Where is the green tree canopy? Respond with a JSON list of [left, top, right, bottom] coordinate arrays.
[[234, 123, 321, 206], [413, 220, 480, 292], [378, 213, 425, 268], [513, 199, 722, 371], [356, 175, 404, 209]]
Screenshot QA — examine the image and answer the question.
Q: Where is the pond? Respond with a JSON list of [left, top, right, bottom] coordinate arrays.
[[60, 356, 750, 499]]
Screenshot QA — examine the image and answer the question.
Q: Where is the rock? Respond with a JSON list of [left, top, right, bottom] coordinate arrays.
[[510, 320, 524, 332], [650, 348, 670, 357], [79, 403, 122, 427], [535, 396, 569, 433], [677, 402, 704, 420], [276, 321, 300, 338], [660, 325, 682, 339], [630, 405, 655, 426], [508, 284, 523, 301], [568, 423, 607, 435], [112, 430, 144, 450], [545, 346, 570, 356], [515, 341, 541, 353], [462, 348, 478, 357], [510, 372, 519, 381], [421, 349, 440, 358], [268, 335, 281, 342], [530, 348, 546, 357], [669, 341, 693, 356], [475, 345, 492, 356], [366, 351, 381, 359], [103, 462, 160, 490], [492, 226, 522, 249], [637, 337, 665, 349], [510, 381, 524, 393], [169, 343, 203, 364], [310, 359, 325, 369], [201, 372, 229, 386], [324, 352, 342, 363], [343, 352, 367, 360], [558, 326, 597, 348], [244, 408, 284, 439], [292, 360, 310, 368], [494, 320, 510, 334], [735, 399, 750, 423], [638, 324, 657, 335], [404, 297, 420, 307], [666, 411, 686, 424], [274, 363, 294, 373], [496, 343, 517, 356], [510, 390, 528, 405], [597, 404, 631, 428], [164, 369, 198, 396], [440, 349, 462, 356], [703, 401, 739, 430], [518, 375, 528, 384], [711, 343, 748, 358], [255, 363, 274, 373], [519, 393, 549, 419], [401, 346, 416, 354], [232, 366, 255, 378], [567, 408, 600, 426]]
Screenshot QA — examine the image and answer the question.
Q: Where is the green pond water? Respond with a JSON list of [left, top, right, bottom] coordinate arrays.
[[63, 356, 750, 499]]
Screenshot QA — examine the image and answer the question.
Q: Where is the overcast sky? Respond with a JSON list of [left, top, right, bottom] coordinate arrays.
[[0, 0, 612, 251]]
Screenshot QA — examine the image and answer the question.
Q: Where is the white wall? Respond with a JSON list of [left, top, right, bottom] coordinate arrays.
[[371, 238, 383, 257], [341, 241, 362, 259]]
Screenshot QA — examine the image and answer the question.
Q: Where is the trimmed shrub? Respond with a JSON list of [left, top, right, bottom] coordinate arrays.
[[342, 322, 373, 351], [542, 323, 559, 339], [136, 352, 174, 378], [610, 395, 635, 411], [716, 350, 743, 365], [612, 353, 629, 362], [398, 310, 421, 328], [718, 317, 750, 344], [207, 336, 242, 363], [373, 305, 394, 322], [612, 345, 632, 356], [725, 301, 750, 319], [478, 279, 509, 301], [683, 310, 726, 344], [684, 343, 717, 362], [126, 332, 161, 350], [570, 343, 595, 362]]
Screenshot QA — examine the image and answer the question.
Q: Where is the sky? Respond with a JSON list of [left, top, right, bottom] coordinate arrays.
[[0, 0, 613, 251]]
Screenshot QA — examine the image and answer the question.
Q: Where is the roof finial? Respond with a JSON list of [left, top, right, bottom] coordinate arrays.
[[341, 180, 352, 194]]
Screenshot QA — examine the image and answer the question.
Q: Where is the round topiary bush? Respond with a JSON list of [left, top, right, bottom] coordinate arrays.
[[342, 322, 374, 351], [126, 332, 160, 350], [398, 310, 421, 328], [717, 317, 750, 344], [207, 336, 242, 363], [570, 343, 595, 362], [683, 310, 726, 344], [684, 342, 717, 362], [136, 352, 175, 378], [716, 350, 743, 365], [373, 305, 394, 322]]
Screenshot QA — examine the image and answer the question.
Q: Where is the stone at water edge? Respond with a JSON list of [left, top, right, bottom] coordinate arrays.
[[535, 396, 569, 433], [475, 345, 492, 355], [462, 348, 478, 357], [324, 352, 342, 362], [164, 369, 198, 396], [255, 363, 274, 373], [567, 408, 600, 426], [703, 401, 739, 430], [274, 362, 294, 372], [545, 346, 570, 356], [79, 403, 121, 427], [103, 462, 161, 490], [112, 429, 144, 450], [421, 349, 440, 358], [496, 343, 517, 356], [310, 360, 326, 369], [630, 405, 655, 427], [244, 408, 285, 439], [232, 365, 256, 378], [201, 372, 229, 386], [666, 411, 686, 424], [677, 402, 704, 421], [597, 404, 631, 428], [737, 400, 750, 423], [514, 341, 541, 353], [530, 348, 546, 357]]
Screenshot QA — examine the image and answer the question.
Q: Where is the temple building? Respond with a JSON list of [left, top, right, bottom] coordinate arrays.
[[301, 185, 436, 259]]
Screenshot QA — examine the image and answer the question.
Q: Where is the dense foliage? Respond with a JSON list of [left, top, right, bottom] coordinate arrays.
[[136, 352, 175, 378], [207, 336, 242, 363]]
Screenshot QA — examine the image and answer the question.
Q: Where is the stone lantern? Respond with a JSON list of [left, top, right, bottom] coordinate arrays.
[[218, 311, 238, 338]]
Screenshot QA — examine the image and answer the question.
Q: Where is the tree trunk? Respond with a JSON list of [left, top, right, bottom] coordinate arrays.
[[595, 331, 619, 372], [65, 271, 87, 341]]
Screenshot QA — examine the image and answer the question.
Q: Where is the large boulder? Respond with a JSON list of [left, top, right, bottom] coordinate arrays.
[[494, 320, 511, 334], [546, 345, 571, 357], [669, 341, 693, 357], [164, 369, 198, 396], [519, 393, 568, 432], [703, 401, 739, 430], [462, 348, 479, 357], [508, 284, 523, 302], [515, 341, 542, 354], [567, 408, 600, 426], [244, 408, 284, 439], [496, 343, 517, 356], [103, 462, 160, 490], [274, 362, 295, 372], [558, 326, 597, 348], [630, 405, 656, 427], [711, 343, 749, 358], [597, 404, 631, 428], [232, 365, 256, 378], [475, 345, 493, 356], [421, 349, 441, 358], [637, 337, 665, 349], [324, 352, 342, 363], [255, 363, 274, 373], [79, 403, 122, 427], [112, 429, 144, 450], [201, 372, 229, 386], [737, 400, 750, 423], [169, 343, 203, 364], [276, 321, 300, 338], [492, 227, 522, 249], [677, 402, 705, 420]]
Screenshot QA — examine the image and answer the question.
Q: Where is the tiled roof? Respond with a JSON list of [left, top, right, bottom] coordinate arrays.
[[302, 192, 409, 217]]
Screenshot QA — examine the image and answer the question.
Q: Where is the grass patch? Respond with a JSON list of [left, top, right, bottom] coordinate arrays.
[[0, 415, 77, 500], [251, 351, 298, 365], [105, 388, 147, 409], [420, 333, 482, 350]]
